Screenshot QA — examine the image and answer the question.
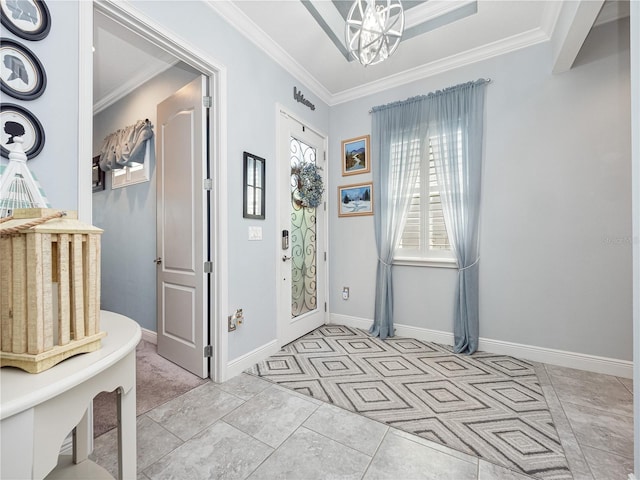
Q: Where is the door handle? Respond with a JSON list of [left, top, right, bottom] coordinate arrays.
[[282, 255, 292, 262], [153, 257, 162, 264]]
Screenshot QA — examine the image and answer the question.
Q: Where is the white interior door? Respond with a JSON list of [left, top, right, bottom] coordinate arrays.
[[278, 111, 327, 346], [156, 75, 208, 378]]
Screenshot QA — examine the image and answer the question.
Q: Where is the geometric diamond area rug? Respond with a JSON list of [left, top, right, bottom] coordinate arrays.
[[247, 325, 571, 480]]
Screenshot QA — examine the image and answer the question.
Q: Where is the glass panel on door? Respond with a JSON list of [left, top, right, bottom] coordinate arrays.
[[290, 137, 317, 317]]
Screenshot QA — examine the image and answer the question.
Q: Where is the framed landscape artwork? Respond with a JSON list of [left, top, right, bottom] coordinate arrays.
[[338, 182, 373, 217], [341, 135, 370, 176]]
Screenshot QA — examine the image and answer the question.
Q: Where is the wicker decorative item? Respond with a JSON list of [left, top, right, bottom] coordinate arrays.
[[0, 209, 105, 373], [0, 136, 50, 218]]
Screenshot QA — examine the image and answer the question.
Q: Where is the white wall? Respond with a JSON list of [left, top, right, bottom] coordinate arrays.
[[92, 63, 199, 332], [329, 18, 632, 362]]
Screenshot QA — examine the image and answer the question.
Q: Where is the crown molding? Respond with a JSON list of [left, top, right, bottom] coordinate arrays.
[[204, 0, 333, 105], [331, 27, 550, 106], [93, 60, 177, 115], [205, 1, 554, 107], [540, 0, 564, 38], [404, 0, 476, 30]]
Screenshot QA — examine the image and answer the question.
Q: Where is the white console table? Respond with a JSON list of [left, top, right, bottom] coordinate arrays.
[[1, 311, 141, 480]]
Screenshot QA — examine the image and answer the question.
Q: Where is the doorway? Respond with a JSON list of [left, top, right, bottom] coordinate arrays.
[[86, 1, 227, 381], [277, 109, 328, 346]]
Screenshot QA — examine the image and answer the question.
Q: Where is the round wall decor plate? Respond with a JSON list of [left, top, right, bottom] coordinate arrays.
[[1, 103, 45, 159], [0, 0, 51, 41], [1, 38, 46, 100]]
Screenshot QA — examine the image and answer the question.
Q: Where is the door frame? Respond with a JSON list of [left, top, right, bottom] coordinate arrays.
[[78, 0, 229, 382], [275, 105, 330, 345]]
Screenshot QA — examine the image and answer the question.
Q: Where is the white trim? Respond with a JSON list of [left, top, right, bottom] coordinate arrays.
[[550, 0, 605, 74], [59, 434, 73, 456], [140, 328, 157, 345], [403, 0, 476, 30], [206, 1, 551, 106], [213, 66, 230, 384], [540, 0, 564, 38], [393, 257, 458, 269], [77, 1, 93, 223], [226, 340, 280, 380], [93, 60, 178, 115], [331, 27, 549, 105], [329, 313, 633, 378], [205, 1, 332, 105], [87, 0, 229, 383], [630, 1, 639, 477]]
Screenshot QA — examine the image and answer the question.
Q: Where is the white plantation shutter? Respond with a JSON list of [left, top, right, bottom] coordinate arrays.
[[396, 140, 453, 260], [428, 154, 450, 250]]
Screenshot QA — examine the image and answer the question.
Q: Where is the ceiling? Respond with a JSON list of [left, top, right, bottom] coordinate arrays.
[[93, 0, 630, 111]]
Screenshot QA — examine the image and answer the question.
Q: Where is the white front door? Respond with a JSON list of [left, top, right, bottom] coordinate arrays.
[[156, 75, 209, 378], [278, 111, 327, 346]]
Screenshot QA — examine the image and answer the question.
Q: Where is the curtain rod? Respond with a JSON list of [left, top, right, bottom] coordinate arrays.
[[368, 78, 492, 114]]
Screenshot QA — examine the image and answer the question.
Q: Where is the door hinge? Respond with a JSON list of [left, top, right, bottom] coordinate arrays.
[[203, 96, 213, 108], [203, 178, 213, 190], [204, 261, 213, 273], [324, 251, 327, 261], [324, 302, 327, 312], [204, 345, 213, 357], [323, 151, 326, 162], [323, 201, 326, 211]]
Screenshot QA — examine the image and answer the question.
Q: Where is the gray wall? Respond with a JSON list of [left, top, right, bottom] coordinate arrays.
[[129, 0, 330, 359], [0, 1, 79, 211], [92, 64, 200, 332], [329, 18, 632, 361]]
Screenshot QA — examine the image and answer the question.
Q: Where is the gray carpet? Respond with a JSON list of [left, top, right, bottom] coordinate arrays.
[[248, 325, 571, 480], [93, 340, 207, 438]]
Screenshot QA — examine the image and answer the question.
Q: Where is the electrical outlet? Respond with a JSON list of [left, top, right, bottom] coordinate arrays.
[[228, 315, 236, 332], [342, 287, 350, 300]]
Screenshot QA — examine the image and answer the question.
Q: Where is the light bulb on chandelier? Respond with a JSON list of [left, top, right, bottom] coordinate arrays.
[[345, 0, 405, 66]]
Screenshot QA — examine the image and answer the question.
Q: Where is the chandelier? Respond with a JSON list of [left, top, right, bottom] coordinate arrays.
[[345, 0, 405, 66]]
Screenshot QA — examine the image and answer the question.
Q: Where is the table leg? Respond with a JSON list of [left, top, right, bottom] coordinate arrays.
[[72, 408, 90, 463], [117, 382, 136, 479]]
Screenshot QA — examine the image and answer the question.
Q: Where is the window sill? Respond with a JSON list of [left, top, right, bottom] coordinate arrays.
[[393, 257, 458, 269]]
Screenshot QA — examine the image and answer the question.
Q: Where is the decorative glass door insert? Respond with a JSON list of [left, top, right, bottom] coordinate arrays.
[[290, 137, 317, 317]]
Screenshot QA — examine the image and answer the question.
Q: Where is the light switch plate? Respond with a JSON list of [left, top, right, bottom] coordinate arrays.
[[248, 226, 262, 241]]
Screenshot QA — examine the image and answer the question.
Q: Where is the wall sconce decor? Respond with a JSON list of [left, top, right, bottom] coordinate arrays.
[[243, 151, 265, 219]]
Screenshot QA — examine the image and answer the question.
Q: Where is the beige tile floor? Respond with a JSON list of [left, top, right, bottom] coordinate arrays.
[[92, 362, 634, 479]]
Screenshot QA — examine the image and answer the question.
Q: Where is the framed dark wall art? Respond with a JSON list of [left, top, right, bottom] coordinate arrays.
[[92, 155, 105, 192], [0, 0, 51, 41], [243, 151, 266, 219], [338, 182, 373, 217], [1, 103, 44, 159], [1, 38, 47, 100], [341, 134, 370, 176]]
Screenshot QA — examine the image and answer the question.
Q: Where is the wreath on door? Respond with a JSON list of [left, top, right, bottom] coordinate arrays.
[[291, 162, 324, 208]]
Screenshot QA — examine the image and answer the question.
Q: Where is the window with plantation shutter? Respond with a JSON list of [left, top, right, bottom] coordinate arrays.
[[394, 138, 456, 264]]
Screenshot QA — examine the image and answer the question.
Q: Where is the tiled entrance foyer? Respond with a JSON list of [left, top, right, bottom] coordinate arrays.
[[91, 360, 633, 479]]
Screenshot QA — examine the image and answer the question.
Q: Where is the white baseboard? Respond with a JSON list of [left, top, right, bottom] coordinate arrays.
[[59, 434, 73, 456], [329, 313, 632, 379], [141, 328, 157, 345], [226, 339, 280, 380]]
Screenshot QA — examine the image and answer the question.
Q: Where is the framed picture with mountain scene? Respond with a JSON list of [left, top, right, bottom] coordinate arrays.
[[341, 135, 370, 176], [338, 182, 373, 217]]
